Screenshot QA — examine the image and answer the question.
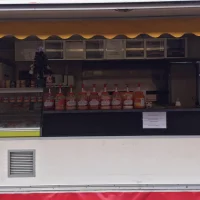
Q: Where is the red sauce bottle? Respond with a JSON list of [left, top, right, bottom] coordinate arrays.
[[55, 86, 65, 111], [89, 84, 99, 110], [66, 85, 76, 110], [44, 88, 54, 110], [77, 84, 88, 110], [134, 83, 145, 109], [123, 84, 134, 109], [111, 84, 122, 110], [100, 84, 111, 110]]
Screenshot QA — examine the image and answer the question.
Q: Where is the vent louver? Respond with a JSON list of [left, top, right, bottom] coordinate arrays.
[[8, 150, 35, 177]]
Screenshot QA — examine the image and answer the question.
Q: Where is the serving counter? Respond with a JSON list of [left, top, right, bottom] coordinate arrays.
[[1, 88, 200, 137], [1, 80, 200, 138], [42, 108, 200, 137]]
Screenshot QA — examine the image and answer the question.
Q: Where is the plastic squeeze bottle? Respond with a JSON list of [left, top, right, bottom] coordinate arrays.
[[134, 83, 145, 109], [100, 84, 111, 110], [66, 85, 76, 110], [77, 84, 88, 110], [89, 84, 100, 110], [55, 86, 65, 111], [44, 88, 54, 110], [123, 84, 133, 109], [111, 84, 122, 110]]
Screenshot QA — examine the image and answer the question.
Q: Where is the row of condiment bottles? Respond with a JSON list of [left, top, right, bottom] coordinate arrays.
[[44, 83, 146, 111]]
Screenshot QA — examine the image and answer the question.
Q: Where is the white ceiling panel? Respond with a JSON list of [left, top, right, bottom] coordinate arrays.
[[0, 1, 199, 20], [0, 6, 200, 20]]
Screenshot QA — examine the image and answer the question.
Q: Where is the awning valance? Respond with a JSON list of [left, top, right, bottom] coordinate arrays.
[[3, 17, 200, 39]]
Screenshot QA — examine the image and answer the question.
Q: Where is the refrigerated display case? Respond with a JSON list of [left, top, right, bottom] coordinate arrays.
[[0, 88, 42, 137]]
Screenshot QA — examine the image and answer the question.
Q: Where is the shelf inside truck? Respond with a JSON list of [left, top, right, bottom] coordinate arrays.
[[0, 88, 43, 93], [43, 108, 200, 114]]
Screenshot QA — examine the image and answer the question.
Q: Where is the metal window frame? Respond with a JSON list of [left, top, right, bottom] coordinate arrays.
[[65, 40, 85, 60], [105, 39, 125, 60], [8, 149, 36, 178], [15, 38, 187, 61]]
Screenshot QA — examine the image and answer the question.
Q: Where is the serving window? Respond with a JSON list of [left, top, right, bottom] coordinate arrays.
[[0, 34, 199, 137]]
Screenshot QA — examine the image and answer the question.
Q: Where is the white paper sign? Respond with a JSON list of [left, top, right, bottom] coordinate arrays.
[[143, 112, 167, 129]]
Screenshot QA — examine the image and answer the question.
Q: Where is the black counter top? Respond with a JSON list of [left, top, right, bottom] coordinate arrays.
[[42, 108, 200, 137], [43, 107, 200, 114]]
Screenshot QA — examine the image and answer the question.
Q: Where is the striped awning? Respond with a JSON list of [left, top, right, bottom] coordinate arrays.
[[2, 17, 200, 39]]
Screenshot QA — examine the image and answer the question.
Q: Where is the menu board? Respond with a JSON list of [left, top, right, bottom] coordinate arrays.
[[0, 0, 192, 4]]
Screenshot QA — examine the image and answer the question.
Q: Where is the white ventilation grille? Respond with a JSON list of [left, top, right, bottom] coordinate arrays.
[[8, 150, 35, 177]]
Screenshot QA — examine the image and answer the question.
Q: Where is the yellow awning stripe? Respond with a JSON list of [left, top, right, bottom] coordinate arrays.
[[2, 17, 200, 39]]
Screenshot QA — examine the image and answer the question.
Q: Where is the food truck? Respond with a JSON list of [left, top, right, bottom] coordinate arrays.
[[0, 0, 200, 200]]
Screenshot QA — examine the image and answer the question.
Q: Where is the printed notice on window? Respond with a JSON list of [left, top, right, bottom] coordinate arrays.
[[142, 112, 167, 129]]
